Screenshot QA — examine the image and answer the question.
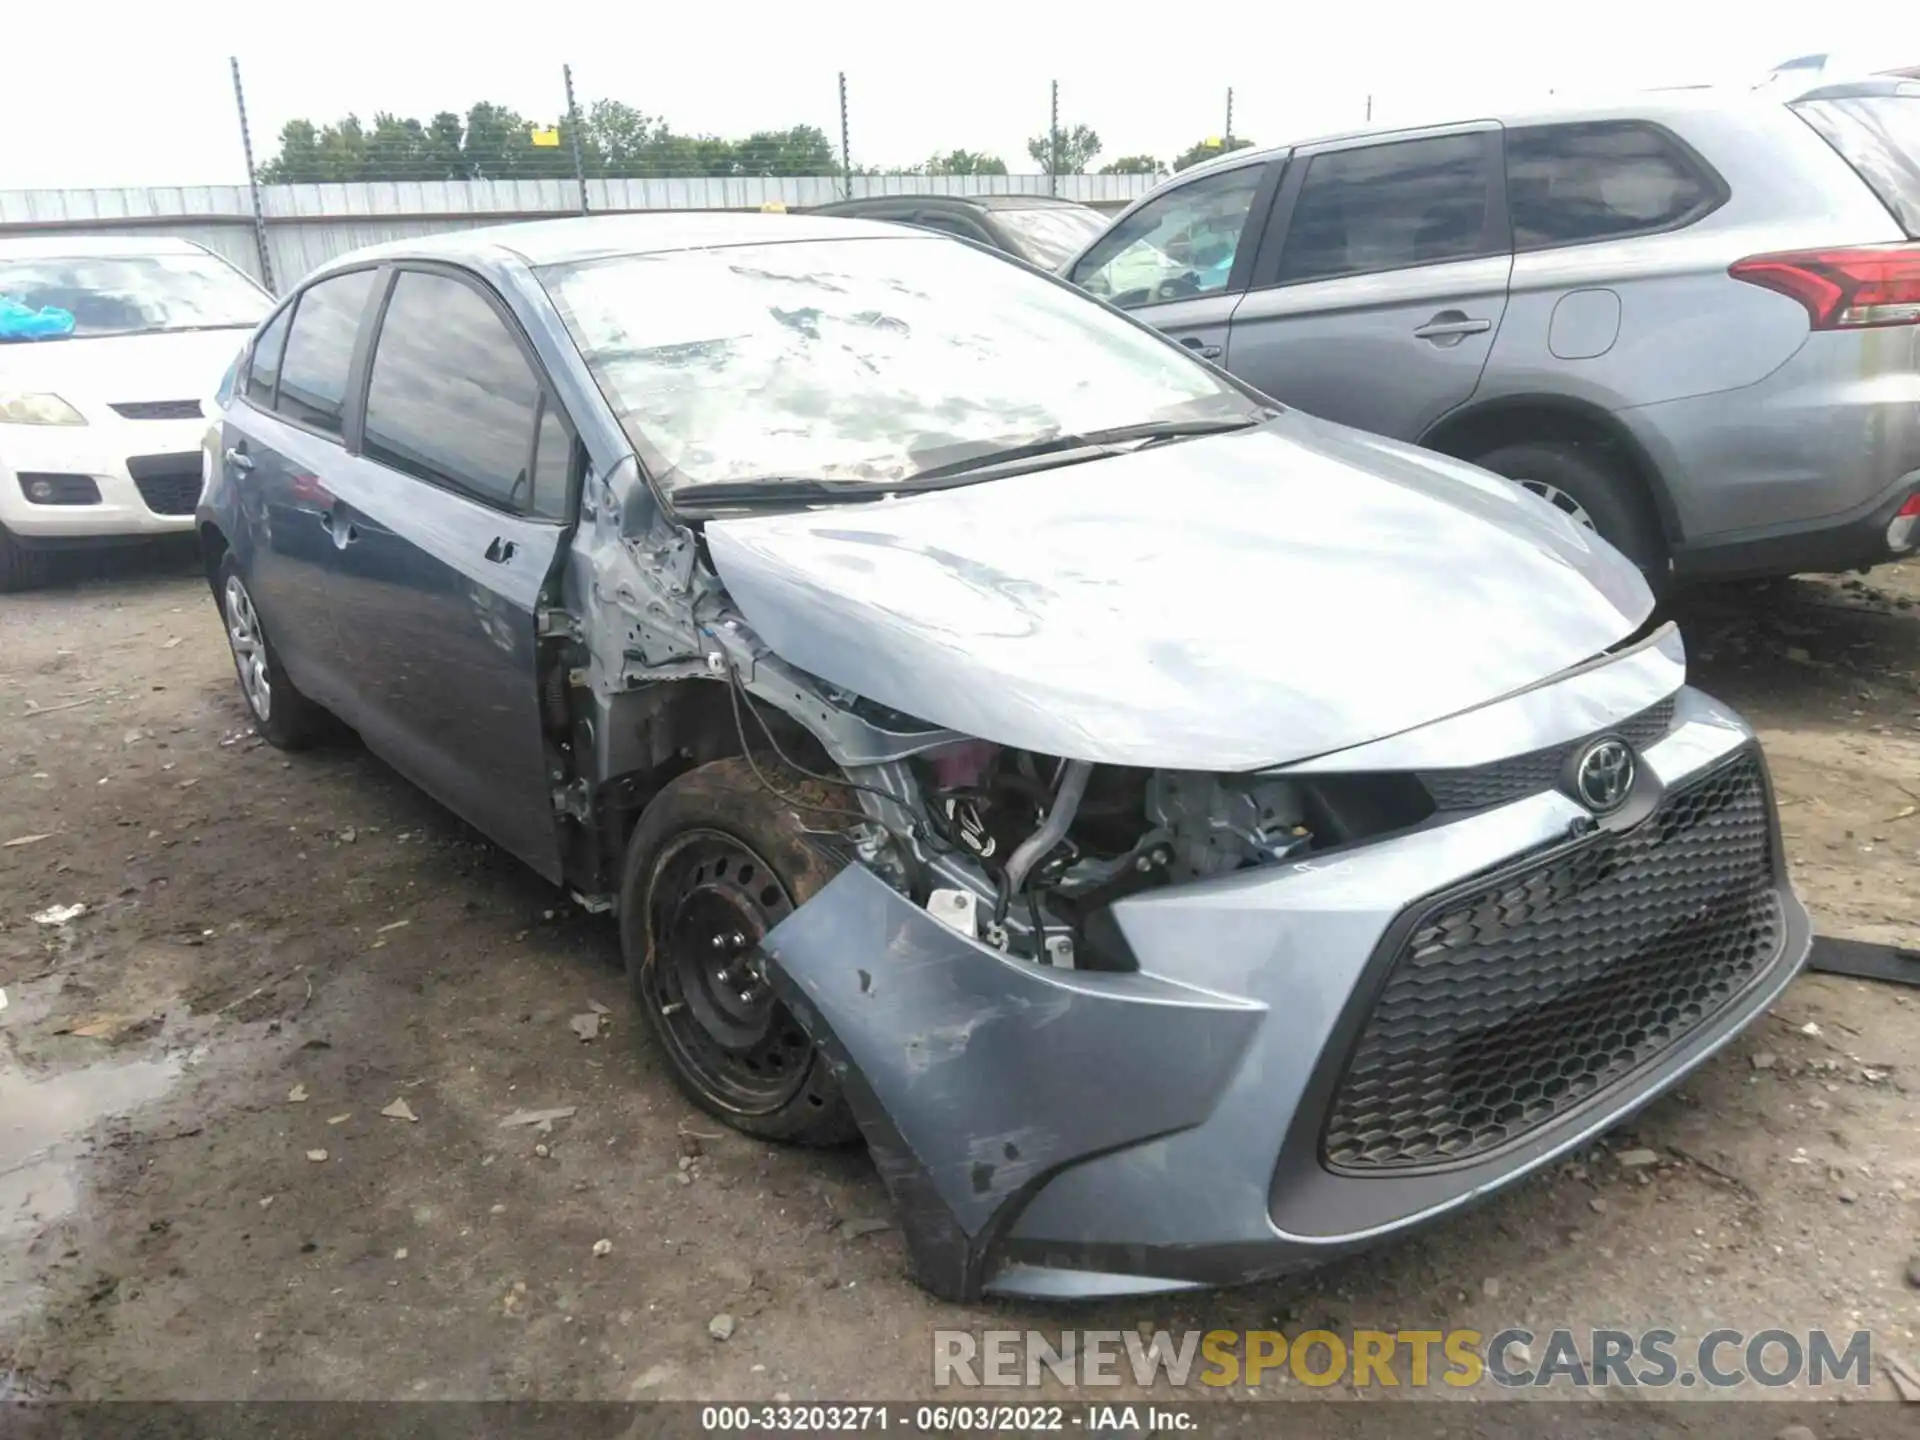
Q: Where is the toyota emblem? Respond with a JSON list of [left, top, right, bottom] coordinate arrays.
[[1574, 738, 1636, 814]]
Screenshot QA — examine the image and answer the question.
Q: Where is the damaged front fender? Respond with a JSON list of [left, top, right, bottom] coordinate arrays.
[[759, 863, 1264, 1301]]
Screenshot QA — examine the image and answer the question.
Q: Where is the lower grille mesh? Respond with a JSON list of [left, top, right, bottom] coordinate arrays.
[[1323, 751, 1782, 1172]]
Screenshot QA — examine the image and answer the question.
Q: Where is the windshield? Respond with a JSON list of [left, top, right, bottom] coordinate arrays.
[[539, 235, 1252, 495], [0, 252, 270, 339], [990, 205, 1111, 269]]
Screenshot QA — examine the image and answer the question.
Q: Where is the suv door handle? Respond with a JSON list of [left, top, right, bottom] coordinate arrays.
[[1181, 337, 1224, 361], [1413, 313, 1493, 341], [223, 447, 254, 472], [484, 536, 517, 564]]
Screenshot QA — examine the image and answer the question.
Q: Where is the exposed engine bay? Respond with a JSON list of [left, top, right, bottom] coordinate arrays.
[[856, 739, 1433, 971]]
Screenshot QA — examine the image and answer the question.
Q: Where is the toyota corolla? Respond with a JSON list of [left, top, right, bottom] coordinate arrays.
[[197, 213, 1810, 1302]]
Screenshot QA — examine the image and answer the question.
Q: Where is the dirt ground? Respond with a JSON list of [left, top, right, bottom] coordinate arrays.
[[2, 548, 1918, 1404]]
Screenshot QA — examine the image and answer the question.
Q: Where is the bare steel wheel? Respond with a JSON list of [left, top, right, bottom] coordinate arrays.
[[620, 756, 859, 1146], [214, 553, 328, 750], [645, 831, 816, 1114]]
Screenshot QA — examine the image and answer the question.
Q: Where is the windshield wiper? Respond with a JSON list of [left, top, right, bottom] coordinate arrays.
[[668, 474, 982, 513], [905, 413, 1271, 483]]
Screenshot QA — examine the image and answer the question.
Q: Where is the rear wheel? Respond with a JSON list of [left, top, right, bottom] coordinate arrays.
[[0, 524, 50, 593], [217, 554, 329, 749], [620, 756, 859, 1146], [1469, 440, 1667, 584]]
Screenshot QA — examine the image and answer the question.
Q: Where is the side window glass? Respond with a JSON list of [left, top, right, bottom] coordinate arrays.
[[244, 304, 292, 409], [1071, 166, 1265, 308], [1277, 135, 1492, 285], [277, 270, 376, 435], [363, 270, 546, 514], [1506, 123, 1720, 250], [530, 398, 574, 522]]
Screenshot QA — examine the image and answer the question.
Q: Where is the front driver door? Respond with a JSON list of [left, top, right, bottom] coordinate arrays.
[[320, 265, 575, 880], [1067, 159, 1280, 367]]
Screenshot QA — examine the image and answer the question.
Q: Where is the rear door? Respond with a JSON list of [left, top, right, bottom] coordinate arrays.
[[320, 265, 575, 879], [1066, 159, 1280, 364], [220, 267, 382, 711], [1226, 128, 1512, 437]]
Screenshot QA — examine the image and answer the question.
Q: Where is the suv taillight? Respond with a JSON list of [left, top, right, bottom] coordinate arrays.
[[1728, 244, 1920, 329]]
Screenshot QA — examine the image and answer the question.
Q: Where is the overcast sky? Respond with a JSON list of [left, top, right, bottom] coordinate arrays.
[[4, 4, 1917, 189]]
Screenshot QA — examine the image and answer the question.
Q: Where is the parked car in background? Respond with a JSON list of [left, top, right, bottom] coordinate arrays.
[[1066, 76, 1920, 586], [808, 194, 1109, 269], [0, 236, 271, 589], [201, 213, 1808, 1302]]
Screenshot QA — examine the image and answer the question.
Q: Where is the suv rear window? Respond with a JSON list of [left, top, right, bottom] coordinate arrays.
[[1794, 95, 1920, 237], [1505, 122, 1724, 249]]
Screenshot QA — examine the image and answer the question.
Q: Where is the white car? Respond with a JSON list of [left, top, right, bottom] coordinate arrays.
[[1, 236, 272, 590]]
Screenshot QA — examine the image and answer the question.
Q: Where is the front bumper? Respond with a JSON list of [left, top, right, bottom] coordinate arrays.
[[763, 687, 1809, 1301], [0, 419, 209, 541]]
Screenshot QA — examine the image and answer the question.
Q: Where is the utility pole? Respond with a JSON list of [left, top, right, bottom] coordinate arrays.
[[1049, 79, 1060, 195], [229, 57, 275, 294], [839, 72, 853, 198], [563, 64, 589, 214], [1225, 87, 1235, 145], [1365, 94, 1373, 123]]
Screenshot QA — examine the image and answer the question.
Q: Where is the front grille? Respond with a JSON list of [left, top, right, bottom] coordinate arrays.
[[1419, 697, 1676, 811], [127, 453, 202, 516], [1322, 751, 1782, 1173], [110, 399, 203, 421]]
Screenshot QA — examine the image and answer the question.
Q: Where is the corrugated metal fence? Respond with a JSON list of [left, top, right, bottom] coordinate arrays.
[[0, 175, 1155, 292]]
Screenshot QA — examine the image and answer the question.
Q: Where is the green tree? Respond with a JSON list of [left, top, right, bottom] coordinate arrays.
[[1100, 154, 1164, 176], [736, 125, 839, 176], [925, 149, 1008, 176], [258, 119, 321, 183], [1172, 136, 1254, 172], [1026, 123, 1101, 175], [582, 99, 660, 177]]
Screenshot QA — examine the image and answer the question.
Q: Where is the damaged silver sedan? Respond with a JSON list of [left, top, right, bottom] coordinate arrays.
[[199, 213, 1811, 1301]]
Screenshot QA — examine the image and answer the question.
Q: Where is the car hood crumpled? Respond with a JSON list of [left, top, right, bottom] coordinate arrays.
[[703, 411, 1655, 771]]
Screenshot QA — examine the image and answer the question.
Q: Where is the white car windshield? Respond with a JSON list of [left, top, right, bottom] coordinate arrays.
[[540, 234, 1252, 495], [0, 253, 270, 340]]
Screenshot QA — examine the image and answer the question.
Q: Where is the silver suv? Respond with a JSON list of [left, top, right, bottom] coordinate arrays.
[[1066, 77, 1920, 584]]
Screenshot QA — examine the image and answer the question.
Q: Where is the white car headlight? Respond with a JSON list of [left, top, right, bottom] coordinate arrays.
[[0, 392, 88, 426]]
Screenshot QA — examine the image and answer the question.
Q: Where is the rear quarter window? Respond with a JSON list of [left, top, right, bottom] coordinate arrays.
[[1793, 95, 1920, 237], [276, 269, 378, 437], [1505, 122, 1725, 250]]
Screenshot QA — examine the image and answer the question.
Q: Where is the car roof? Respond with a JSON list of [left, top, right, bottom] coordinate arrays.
[[1168, 75, 1908, 182], [815, 193, 1093, 215], [314, 211, 926, 278], [0, 234, 212, 261]]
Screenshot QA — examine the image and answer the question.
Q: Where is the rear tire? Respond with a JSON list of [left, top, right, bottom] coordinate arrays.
[[619, 756, 860, 1147], [216, 553, 329, 750], [1469, 440, 1667, 586], [0, 524, 50, 593]]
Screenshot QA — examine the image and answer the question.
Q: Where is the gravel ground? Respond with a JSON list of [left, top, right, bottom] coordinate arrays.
[[2, 550, 1918, 1403]]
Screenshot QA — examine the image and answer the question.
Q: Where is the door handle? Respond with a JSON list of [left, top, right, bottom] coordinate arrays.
[[1181, 337, 1224, 361], [223, 447, 254, 472], [1413, 313, 1493, 341], [484, 536, 517, 564], [318, 510, 360, 546]]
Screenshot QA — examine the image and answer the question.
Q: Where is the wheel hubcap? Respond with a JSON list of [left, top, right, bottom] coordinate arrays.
[[223, 575, 272, 721], [1515, 478, 1596, 532], [647, 832, 813, 1114]]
